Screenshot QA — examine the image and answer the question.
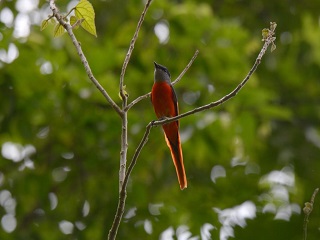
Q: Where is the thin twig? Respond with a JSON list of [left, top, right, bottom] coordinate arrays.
[[49, 0, 122, 117], [108, 122, 152, 239], [172, 49, 200, 85], [118, 0, 153, 193], [119, 0, 153, 101], [303, 188, 319, 240], [151, 26, 276, 127], [125, 49, 199, 111]]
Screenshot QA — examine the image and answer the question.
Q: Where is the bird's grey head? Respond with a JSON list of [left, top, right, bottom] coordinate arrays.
[[154, 62, 171, 83]]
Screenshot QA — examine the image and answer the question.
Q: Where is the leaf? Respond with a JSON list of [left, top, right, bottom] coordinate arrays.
[[75, 0, 97, 37], [70, 16, 80, 29], [261, 28, 269, 41], [70, 16, 84, 29], [53, 23, 66, 37], [118, 85, 129, 100], [41, 19, 49, 31]]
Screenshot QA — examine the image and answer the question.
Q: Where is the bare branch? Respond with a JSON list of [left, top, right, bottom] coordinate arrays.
[[151, 24, 277, 127], [172, 49, 200, 85], [119, 0, 153, 101], [108, 1, 153, 239], [108, 122, 152, 240], [119, 113, 128, 191], [49, 0, 122, 117], [125, 49, 199, 111]]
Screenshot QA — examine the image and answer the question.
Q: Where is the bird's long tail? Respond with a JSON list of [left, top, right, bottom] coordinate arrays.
[[163, 122, 187, 190]]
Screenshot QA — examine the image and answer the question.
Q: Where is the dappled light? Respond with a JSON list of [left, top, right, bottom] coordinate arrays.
[[0, 7, 14, 27], [0, 190, 17, 233], [82, 200, 90, 217], [144, 219, 153, 234], [258, 167, 300, 221], [49, 192, 58, 210], [148, 202, 163, 215], [0, 43, 19, 64], [1, 214, 16, 233], [124, 207, 137, 220], [211, 165, 226, 183], [200, 223, 215, 240], [52, 166, 70, 182], [39, 60, 53, 75], [154, 20, 170, 44], [59, 220, 74, 235], [1, 142, 36, 165], [160, 226, 174, 240], [305, 127, 320, 148], [214, 201, 256, 240], [259, 166, 295, 187]]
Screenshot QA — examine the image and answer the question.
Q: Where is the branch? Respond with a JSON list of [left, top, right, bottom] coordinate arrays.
[[119, 0, 153, 102], [108, 1, 153, 239], [172, 49, 200, 85], [49, 0, 122, 117], [108, 123, 152, 240], [125, 49, 199, 111], [123, 22, 277, 186], [152, 23, 277, 127], [303, 188, 319, 240]]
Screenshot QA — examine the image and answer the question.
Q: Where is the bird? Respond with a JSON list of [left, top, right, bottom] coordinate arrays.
[[151, 62, 187, 190]]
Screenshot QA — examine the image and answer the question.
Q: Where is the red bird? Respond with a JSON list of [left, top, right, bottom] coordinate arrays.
[[151, 62, 187, 190]]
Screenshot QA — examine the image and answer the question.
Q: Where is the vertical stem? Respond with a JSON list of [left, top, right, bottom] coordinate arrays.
[[119, 107, 128, 191]]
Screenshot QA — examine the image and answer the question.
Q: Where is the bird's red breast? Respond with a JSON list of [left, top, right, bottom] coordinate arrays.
[[151, 81, 178, 120]]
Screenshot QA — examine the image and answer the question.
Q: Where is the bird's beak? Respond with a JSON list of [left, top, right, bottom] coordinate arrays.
[[154, 61, 159, 68]]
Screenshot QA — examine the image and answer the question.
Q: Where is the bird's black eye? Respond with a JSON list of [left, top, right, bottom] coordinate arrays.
[[164, 68, 171, 78], [159, 65, 170, 78]]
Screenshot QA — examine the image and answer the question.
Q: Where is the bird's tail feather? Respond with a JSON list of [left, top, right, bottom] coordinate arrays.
[[163, 126, 187, 190]]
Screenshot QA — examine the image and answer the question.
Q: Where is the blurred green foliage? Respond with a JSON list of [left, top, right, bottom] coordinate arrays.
[[1, 0, 320, 239]]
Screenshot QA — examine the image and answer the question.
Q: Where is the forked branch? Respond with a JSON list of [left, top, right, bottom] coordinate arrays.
[[119, 0, 153, 101], [125, 49, 200, 111], [152, 22, 277, 126], [49, 0, 122, 116]]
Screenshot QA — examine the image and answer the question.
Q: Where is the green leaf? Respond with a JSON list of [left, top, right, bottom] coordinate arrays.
[[41, 19, 49, 31], [75, 0, 97, 37], [53, 23, 66, 37], [70, 16, 77, 26]]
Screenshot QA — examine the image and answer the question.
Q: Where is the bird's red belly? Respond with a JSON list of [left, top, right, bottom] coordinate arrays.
[[151, 82, 176, 118]]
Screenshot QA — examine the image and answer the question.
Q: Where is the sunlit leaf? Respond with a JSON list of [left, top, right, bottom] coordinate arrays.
[[118, 85, 129, 100], [70, 16, 80, 29], [75, 0, 97, 37], [41, 19, 49, 31], [53, 23, 66, 37], [70, 16, 77, 26]]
